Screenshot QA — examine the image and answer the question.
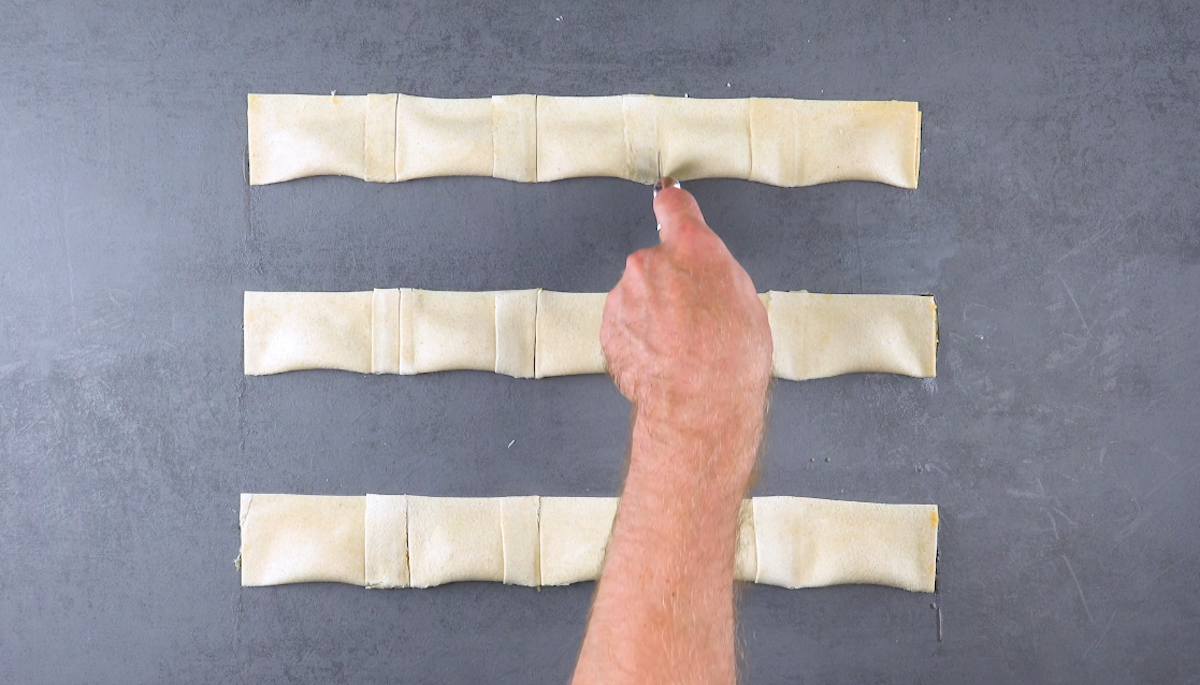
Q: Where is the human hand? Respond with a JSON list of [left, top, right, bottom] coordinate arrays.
[[601, 183, 773, 486]]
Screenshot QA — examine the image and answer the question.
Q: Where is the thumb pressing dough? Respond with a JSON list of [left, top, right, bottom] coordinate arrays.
[[247, 93, 921, 188], [244, 289, 938, 381], [239, 494, 938, 593]]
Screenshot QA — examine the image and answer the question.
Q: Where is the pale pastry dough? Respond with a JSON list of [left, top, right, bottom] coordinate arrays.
[[248, 94, 366, 186], [622, 95, 659, 183], [244, 289, 938, 380], [752, 497, 939, 593], [244, 289, 544, 377], [534, 291, 608, 378], [396, 95, 493, 181], [539, 497, 620, 586], [765, 291, 938, 380], [239, 494, 366, 586], [406, 496, 505, 587], [365, 94, 398, 183], [656, 97, 752, 181], [536, 96, 628, 181], [501, 496, 540, 586], [491, 95, 538, 183], [239, 494, 939, 592], [401, 289, 497, 373], [749, 99, 922, 187], [493, 290, 537, 378], [247, 94, 921, 188], [365, 494, 409, 588], [243, 291, 373, 375], [370, 288, 400, 374]]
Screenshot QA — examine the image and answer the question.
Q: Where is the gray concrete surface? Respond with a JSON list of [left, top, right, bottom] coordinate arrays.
[[1, 0, 1197, 682]]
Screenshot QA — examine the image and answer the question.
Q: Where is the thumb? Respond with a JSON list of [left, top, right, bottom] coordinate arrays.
[[653, 185, 709, 244]]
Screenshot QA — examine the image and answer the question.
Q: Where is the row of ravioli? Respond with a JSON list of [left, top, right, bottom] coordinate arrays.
[[248, 94, 921, 188], [238, 494, 939, 592], [244, 289, 938, 380]]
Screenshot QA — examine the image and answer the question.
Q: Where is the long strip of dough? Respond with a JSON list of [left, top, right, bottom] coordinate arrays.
[[239, 494, 938, 593], [244, 289, 937, 380], [248, 94, 920, 188]]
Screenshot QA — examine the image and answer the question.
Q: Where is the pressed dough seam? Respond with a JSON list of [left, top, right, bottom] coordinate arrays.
[[489, 97, 496, 178], [532, 287, 541, 378], [404, 496, 414, 586], [620, 95, 634, 181], [914, 110, 922, 186], [533, 95, 539, 182], [534, 495, 541, 587], [239, 494, 253, 529], [363, 498, 370, 587], [492, 294, 500, 373], [499, 498, 508, 583], [744, 100, 753, 181], [753, 498, 764, 583], [392, 93, 401, 182]]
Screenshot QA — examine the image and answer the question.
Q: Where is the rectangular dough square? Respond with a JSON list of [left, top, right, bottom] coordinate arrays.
[[657, 97, 752, 181], [792, 100, 921, 188], [396, 95, 493, 180], [536, 96, 627, 181], [766, 291, 937, 380], [244, 291, 373, 375], [534, 291, 608, 378], [748, 98, 800, 186], [539, 497, 619, 586], [407, 496, 505, 587], [248, 94, 367, 185], [752, 496, 939, 592], [365, 494, 409, 588], [403, 290, 498, 374], [239, 494, 366, 587]]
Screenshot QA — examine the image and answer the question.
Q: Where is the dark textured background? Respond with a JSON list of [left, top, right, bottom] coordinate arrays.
[[2, 0, 1198, 682]]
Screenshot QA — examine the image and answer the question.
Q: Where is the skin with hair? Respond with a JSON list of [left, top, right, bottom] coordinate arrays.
[[572, 186, 773, 685]]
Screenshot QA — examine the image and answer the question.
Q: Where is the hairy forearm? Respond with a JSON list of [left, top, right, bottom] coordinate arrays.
[[572, 408, 763, 685], [579, 184, 772, 684]]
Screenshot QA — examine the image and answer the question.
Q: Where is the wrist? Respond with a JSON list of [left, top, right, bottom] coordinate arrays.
[[627, 399, 765, 504]]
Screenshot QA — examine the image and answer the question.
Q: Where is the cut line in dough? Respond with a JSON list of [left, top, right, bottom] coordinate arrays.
[[244, 289, 938, 380], [248, 94, 921, 188], [239, 494, 938, 593]]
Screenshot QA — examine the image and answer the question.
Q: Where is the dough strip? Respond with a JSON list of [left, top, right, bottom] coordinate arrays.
[[248, 94, 921, 188], [244, 289, 938, 380], [239, 494, 938, 592]]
